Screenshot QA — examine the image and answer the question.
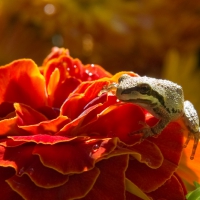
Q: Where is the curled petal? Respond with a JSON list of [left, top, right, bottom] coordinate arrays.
[[75, 103, 144, 145], [129, 139, 163, 169], [19, 115, 70, 135], [126, 158, 178, 193], [42, 47, 69, 66], [50, 76, 81, 108], [7, 135, 87, 145], [14, 103, 48, 126], [81, 64, 112, 81], [0, 167, 23, 200], [0, 117, 28, 136], [82, 155, 129, 200], [7, 167, 100, 200], [126, 120, 184, 193], [61, 80, 109, 120], [33, 138, 117, 174], [1, 143, 69, 188], [147, 175, 185, 200], [0, 59, 47, 108], [17, 156, 69, 188]]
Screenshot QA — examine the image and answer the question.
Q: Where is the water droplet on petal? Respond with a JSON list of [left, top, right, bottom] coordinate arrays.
[[88, 72, 93, 77], [92, 144, 100, 153]]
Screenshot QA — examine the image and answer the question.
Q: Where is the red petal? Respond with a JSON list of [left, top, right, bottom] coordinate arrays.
[[43, 47, 69, 66], [18, 156, 69, 188], [126, 157, 178, 193], [0, 59, 47, 108], [81, 64, 112, 81], [0, 117, 28, 136], [7, 134, 86, 144], [61, 80, 109, 120], [129, 139, 163, 169], [126, 121, 184, 193], [0, 167, 23, 200], [14, 103, 48, 126], [147, 118, 184, 164], [82, 155, 128, 200], [75, 103, 144, 145], [51, 77, 81, 108], [147, 175, 185, 200], [7, 167, 100, 200], [19, 115, 70, 135], [0, 102, 15, 118], [33, 138, 117, 174], [1, 143, 70, 188]]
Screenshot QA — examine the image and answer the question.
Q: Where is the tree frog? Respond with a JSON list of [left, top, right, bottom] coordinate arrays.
[[100, 74, 200, 160]]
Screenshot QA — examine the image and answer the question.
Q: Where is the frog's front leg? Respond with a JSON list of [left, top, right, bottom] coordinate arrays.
[[182, 100, 200, 160], [131, 106, 171, 139]]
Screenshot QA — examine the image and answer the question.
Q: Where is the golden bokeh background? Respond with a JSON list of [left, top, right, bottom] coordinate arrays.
[[0, 0, 200, 112]]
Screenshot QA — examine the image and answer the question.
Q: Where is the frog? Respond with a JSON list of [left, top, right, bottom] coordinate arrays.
[[100, 74, 200, 160]]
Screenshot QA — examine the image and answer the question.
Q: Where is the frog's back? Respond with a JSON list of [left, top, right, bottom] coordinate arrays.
[[154, 78, 184, 117]]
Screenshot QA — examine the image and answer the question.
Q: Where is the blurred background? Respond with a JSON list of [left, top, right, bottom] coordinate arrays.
[[0, 0, 200, 112]]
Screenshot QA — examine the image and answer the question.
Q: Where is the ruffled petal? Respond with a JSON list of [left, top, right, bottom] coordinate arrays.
[[18, 115, 70, 135], [82, 155, 128, 200], [0, 167, 23, 200], [7, 167, 100, 200], [126, 118, 184, 193], [129, 140, 163, 169], [74, 103, 144, 145], [14, 103, 48, 126], [147, 175, 185, 200], [33, 138, 117, 174]]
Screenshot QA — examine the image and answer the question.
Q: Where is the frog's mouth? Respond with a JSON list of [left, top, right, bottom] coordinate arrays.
[[120, 98, 157, 107]]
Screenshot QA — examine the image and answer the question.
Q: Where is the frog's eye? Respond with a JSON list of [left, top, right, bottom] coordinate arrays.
[[118, 74, 131, 83], [138, 83, 151, 94]]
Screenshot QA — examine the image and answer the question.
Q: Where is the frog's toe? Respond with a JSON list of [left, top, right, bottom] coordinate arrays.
[[190, 132, 200, 160]]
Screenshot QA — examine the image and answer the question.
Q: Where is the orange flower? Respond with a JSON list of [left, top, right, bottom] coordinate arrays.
[[0, 47, 191, 199]]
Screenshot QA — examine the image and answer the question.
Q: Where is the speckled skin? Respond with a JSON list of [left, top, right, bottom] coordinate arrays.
[[111, 74, 200, 159], [116, 74, 184, 120]]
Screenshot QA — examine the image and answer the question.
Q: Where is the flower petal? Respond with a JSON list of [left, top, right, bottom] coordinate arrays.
[[19, 115, 70, 135], [129, 139, 163, 169], [7, 134, 87, 145], [0, 167, 23, 200], [82, 155, 129, 200], [75, 103, 144, 145], [61, 80, 109, 120], [42, 47, 70, 66], [33, 138, 117, 174], [18, 156, 69, 188], [126, 119, 184, 193], [0, 117, 28, 136], [147, 175, 185, 200], [14, 103, 48, 126], [1, 144, 69, 188], [0, 59, 47, 108], [50, 76, 81, 108], [7, 167, 100, 200]]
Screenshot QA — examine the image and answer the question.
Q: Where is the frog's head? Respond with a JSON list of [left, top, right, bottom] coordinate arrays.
[[116, 74, 161, 106]]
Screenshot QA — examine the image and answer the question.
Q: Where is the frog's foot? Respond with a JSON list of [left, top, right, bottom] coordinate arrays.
[[184, 131, 200, 160], [129, 121, 155, 140], [98, 82, 118, 96]]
